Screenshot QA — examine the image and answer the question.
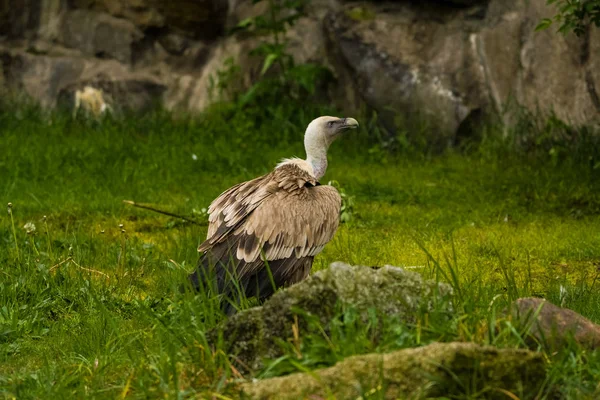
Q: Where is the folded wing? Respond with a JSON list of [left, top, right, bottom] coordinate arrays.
[[192, 163, 342, 303]]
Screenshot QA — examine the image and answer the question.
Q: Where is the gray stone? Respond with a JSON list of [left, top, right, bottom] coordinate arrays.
[[60, 10, 143, 64], [0, 48, 86, 108], [68, 0, 229, 39], [158, 33, 189, 56], [241, 342, 546, 400], [58, 75, 166, 113], [475, 0, 600, 127], [163, 35, 260, 112], [1, 47, 165, 112], [325, 3, 487, 146], [68, 0, 166, 29], [214, 262, 453, 371], [1, 0, 64, 40]]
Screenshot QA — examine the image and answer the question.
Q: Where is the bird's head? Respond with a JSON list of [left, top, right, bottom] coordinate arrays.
[[302, 116, 359, 179], [304, 116, 359, 149]]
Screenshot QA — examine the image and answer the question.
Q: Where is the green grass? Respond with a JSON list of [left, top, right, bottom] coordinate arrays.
[[1, 103, 600, 398]]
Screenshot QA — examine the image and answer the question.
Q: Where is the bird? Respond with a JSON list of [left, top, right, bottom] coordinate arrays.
[[189, 116, 359, 314]]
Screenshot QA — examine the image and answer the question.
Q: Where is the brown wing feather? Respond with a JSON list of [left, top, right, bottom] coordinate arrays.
[[195, 163, 341, 289], [202, 173, 275, 243]]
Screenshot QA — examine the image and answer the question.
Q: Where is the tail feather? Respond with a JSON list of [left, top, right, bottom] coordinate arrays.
[[189, 251, 314, 315]]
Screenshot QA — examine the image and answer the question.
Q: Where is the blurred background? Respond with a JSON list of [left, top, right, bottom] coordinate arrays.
[[1, 0, 598, 145]]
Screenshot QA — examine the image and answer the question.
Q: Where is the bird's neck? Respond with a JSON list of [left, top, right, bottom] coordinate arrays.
[[304, 127, 331, 180], [306, 148, 328, 180]]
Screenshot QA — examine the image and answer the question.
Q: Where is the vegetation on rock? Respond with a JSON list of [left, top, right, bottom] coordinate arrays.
[[241, 342, 546, 399], [537, 0, 600, 35]]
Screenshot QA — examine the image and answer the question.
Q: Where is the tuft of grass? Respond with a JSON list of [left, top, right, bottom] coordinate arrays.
[[1, 101, 599, 398]]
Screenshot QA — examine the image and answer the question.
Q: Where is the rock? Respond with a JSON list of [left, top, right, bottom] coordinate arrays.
[[0, 49, 86, 108], [58, 75, 166, 113], [163, 36, 259, 112], [68, 0, 166, 29], [152, 0, 229, 40], [1, 0, 64, 40], [60, 10, 143, 64], [2, 0, 600, 136], [158, 33, 189, 56], [511, 297, 600, 351], [56, 59, 166, 112], [325, 3, 488, 146], [442, 0, 489, 5], [1, 47, 165, 111], [214, 262, 453, 371], [476, 0, 600, 127], [68, 0, 229, 40], [326, 0, 600, 145], [241, 342, 546, 399]]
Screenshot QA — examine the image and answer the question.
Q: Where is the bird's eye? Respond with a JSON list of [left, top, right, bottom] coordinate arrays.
[[327, 121, 335, 127]]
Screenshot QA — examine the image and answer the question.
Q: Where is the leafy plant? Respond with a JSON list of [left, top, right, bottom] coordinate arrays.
[[536, 0, 600, 36], [328, 180, 355, 223], [207, 57, 242, 102], [218, 0, 332, 109]]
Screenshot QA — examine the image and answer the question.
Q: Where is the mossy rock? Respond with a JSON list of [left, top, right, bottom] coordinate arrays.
[[213, 262, 453, 371], [241, 342, 546, 399]]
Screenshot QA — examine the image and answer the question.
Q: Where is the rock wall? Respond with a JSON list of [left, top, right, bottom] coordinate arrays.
[[0, 0, 598, 136]]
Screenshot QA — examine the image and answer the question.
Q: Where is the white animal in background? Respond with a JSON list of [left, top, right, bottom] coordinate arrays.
[[73, 86, 112, 118]]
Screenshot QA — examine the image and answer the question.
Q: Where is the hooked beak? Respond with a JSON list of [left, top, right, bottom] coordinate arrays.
[[340, 117, 359, 130]]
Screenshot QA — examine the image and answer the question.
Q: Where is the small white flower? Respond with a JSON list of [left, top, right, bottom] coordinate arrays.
[[23, 222, 36, 234], [192, 154, 198, 161], [559, 285, 568, 307]]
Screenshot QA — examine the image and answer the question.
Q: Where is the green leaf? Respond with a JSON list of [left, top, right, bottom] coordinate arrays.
[[238, 83, 261, 106], [535, 18, 554, 31], [261, 53, 279, 75], [236, 18, 254, 29]]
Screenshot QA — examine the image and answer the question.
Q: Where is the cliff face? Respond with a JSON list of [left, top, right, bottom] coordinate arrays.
[[1, 0, 599, 135]]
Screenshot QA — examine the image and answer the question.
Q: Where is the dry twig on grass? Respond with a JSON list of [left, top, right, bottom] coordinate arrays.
[[122, 200, 203, 225], [49, 257, 110, 279]]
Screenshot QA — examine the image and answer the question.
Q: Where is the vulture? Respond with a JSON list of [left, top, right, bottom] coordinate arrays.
[[190, 116, 359, 313]]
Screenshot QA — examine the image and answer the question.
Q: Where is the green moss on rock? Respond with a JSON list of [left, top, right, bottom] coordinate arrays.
[[214, 262, 453, 371], [241, 342, 546, 399]]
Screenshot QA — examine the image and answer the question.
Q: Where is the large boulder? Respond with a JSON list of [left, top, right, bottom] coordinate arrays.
[[213, 262, 453, 371], [476, 0, 600, 127], [241, 342, 546, 399], [325, 3, 487, 145]]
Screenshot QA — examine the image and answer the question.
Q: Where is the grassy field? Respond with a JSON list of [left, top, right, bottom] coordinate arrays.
[[1, 103, 600, 398]]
